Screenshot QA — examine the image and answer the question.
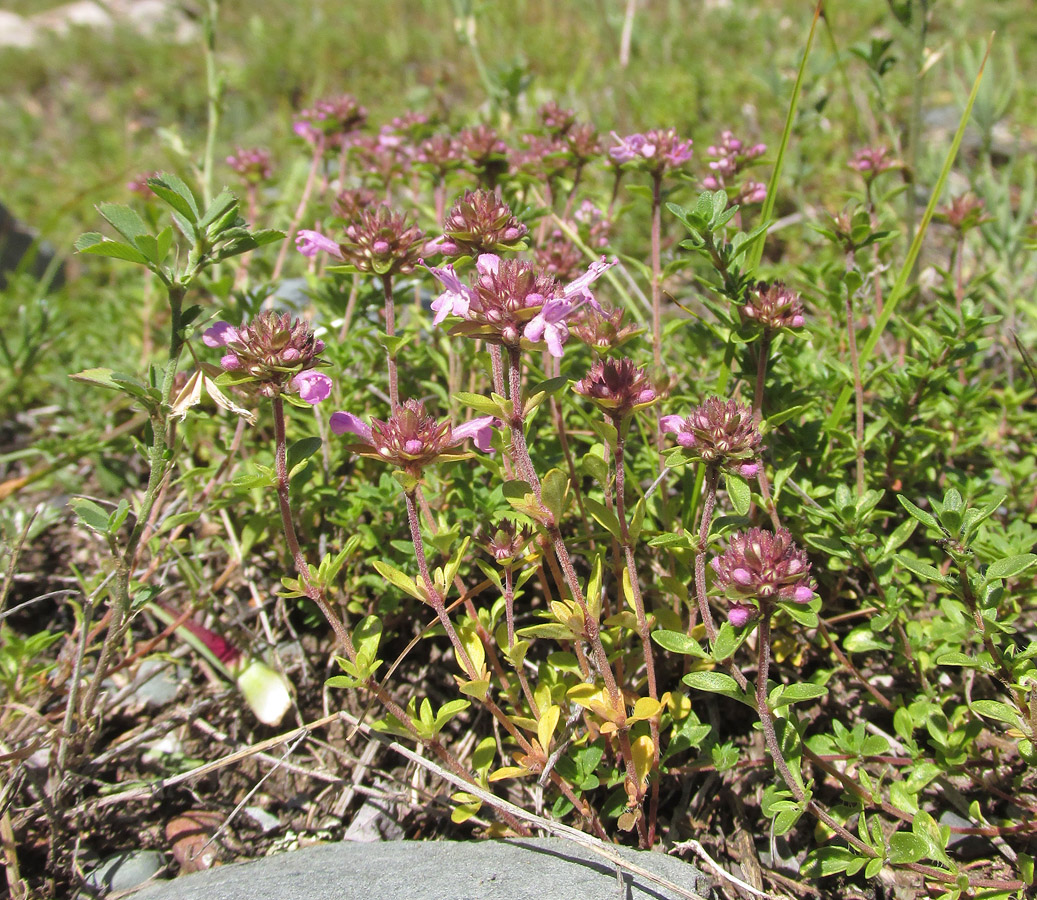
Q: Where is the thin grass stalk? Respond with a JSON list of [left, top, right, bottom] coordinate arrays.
[[826, 33, 994, 429]]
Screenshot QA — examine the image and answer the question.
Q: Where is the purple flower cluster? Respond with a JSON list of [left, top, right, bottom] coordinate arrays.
[[848, 146, 901, 180], [293, 95, 367, 148], [660, 397, 761, 476], [711, 528, 815, 625], [426, 253, 616, 357], [573, 358, 656, 420], [609, 129, 693, 175], [296, 205, 425, 276], [202, 314, 332, 405], [226, 147, 273, 184], [330, 399, 495, 472], [701, 131, 767, 205], [433, 189, 528, 257], [740, 282, 806, 333]]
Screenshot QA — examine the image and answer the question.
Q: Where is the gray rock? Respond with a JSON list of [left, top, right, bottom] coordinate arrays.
[[31, 1, 113, 35], [130, 838, 711, 900], [131, 658, 187, 707], [80, 849, 167, 898], [0, 11, 36, 47], [0, 201, 65, 290]]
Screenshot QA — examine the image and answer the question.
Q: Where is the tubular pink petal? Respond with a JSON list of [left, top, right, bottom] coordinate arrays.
[[293, 371, 333, 405], [202, 321, 238, 347], [544, 324, 566, 358], [296, 229, 344, 259], [330, 411, 373, 443], [452, 416, 496, 452]]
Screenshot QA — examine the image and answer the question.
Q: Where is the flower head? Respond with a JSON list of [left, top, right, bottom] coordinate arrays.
[[332, 186, 380, 222], [740, 282, 805, 332], [538, 101, 577, 136], [349, 132, 411, 187], [435, 189, 528, 257], [226, 147, 273, 184], [702, 131, 766, 187], [848, 146, 901, 182], [484, 521, 532, 566], [535, 230, 584, 282], [711, 527, 815, 622], [459, 125, 509, 187], [330, 399, 495, 473], [293, 94, 367, 147], [416, 133, 466, 178], [426, 254, 616, 356], [660, 397, 761, 475], [935, 193, 990, 234], [203, 312, 331, 403], [339, 205, 425, 276], [569, 303, 640, 352], [609, 129, 693, 175], [573, 358, 657, 420]]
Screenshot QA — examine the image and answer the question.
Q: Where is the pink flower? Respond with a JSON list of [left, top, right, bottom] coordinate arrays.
[[425, 260, 475, 324], [292, 370, 333, 405], [330, 400, 497, 470], [610, 129, 693, 173], [202, 321, 239, 347], [296, 229, 344, 260], [523, 297, 572, 357], [523, 256, 616, 357]]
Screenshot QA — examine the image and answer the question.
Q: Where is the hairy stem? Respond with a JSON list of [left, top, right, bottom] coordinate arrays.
[[693, 465, 720, 644], [271, 397, 351, 649], [755, 603, 877, 857], [381, 274, 400, 411]]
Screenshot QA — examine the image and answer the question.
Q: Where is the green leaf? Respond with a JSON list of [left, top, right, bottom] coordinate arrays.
[[843, 627, 888, 654], [711, 623, 737, 662], [725, 472, 751, 516], [70, 498, 112, 533], [985, 554, 1037, 580], [896, 495, 941, 531], [803, 846, 860, 877], [353, 616, 382, 662], [651, 630, 707, 658], [683, 671, 742, 696], [970, 699, 1022, 728], [889, 832, 928, 864], [584, 498, 621, 540], [774, 683, 828, 704], [287, 437, 322, 475], [372, 561, 425, 601], [98, 203, 149, 243], [896, 553, 945, 582], [454, 391, 503, 416], [77, 238, 150, 265], [148, 173, 200, 221], [199, 190, 238, 230], [541, 468, 570, 522], [936, 651, 982, 667]]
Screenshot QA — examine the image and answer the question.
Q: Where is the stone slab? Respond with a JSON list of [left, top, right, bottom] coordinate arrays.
[[131, 838, 711, 900]]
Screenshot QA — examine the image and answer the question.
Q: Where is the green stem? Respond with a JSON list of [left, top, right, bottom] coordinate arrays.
[[79, 283, 188, 726], [201, 0, 221, 208], [754, 602, 878, 858], [271, 396, 351, 649], [382, 274, 399, 411]]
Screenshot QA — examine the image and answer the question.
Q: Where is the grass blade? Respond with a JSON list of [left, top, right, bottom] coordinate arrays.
[[745, 0, 824, 273], [825, 32, 996, 431]]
